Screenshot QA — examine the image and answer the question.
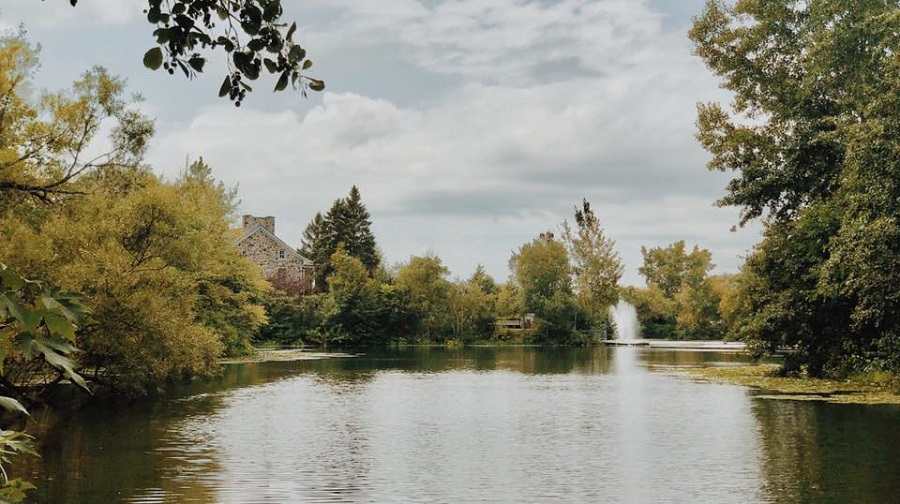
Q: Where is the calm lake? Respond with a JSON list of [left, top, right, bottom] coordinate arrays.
[[16, 347, 900, 503]]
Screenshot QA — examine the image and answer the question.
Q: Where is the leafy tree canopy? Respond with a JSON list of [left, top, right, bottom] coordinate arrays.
[[0, 34, 153, 208], [0, 42, 267, 392], [638, 241, 713, 298], [394, 255, 451, 340], [561, 199, 623, 325], [691, 0, 900, 375], [629, 241, 726, 340], [510, 233, 585, 344]]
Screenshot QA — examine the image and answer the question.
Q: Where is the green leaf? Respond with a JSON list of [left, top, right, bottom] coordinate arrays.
[[263, 0, 281, 22], [40, 291, 89, 323], [31, 339, 89, 392], [308, 79, 325, 92], [188, 56, 206, 73], [1, 298, 41, 332], [302, 59, 313, 70], [0, 266, 25, 291], [274, 70, 289, 92], [43, 312, 77, 342], [219, 76, 231, 97], [247, 38, 266, 52], [143, 47, 164, 70], [264, 58, 278, 74], [146, 7, 162, 24], [176, 59, 190, 78], [288, 45, 306, 62], [233, 51, 251, 73], [0, 431, 35, 457], [153, 27, 171, 44], [244, 61, 260, 81], [0, 332, 11, 371], [240, 18, 261, 36], [0, 397, 28, 416]]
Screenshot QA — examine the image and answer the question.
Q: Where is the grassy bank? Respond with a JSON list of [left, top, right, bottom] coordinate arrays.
[[681, 364, 900, 405]]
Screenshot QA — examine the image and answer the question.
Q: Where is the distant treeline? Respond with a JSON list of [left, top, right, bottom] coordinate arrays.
[[259, 198, 625, 348]]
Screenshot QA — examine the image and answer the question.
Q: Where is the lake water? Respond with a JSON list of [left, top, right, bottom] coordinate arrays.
[[15, 347, 900, 503]]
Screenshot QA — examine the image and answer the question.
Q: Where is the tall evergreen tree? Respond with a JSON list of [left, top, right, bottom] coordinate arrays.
[[300, 211, 330, 289], [344, 186, 379, 272], [301, 187, 379, 291]]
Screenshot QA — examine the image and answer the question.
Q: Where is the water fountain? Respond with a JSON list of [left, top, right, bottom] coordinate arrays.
[[606, 300, 647, 346]]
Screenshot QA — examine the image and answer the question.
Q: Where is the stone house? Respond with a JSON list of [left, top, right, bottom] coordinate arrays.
[[235, 215, 314, 294]]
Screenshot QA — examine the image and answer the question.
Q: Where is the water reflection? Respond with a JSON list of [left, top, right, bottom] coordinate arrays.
[[753, 398, 900, 503], [13, 347, 900, 503]]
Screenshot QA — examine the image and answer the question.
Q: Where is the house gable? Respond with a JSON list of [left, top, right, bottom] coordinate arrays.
[[235, 215, 314, 294], [235, 224, 312, 266]]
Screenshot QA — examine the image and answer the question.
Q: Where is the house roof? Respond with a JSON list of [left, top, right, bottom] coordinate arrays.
[[234, 224, 314, 266]]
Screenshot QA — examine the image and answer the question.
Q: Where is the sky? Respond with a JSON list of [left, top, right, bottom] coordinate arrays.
[[1, 0, 761, 286]]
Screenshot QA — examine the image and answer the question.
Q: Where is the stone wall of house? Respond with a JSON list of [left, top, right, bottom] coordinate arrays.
[[242, 215, 275, 233], [238, 215, 313, 294]]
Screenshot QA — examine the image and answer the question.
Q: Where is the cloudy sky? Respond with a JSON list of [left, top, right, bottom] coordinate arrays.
[[2, 0, 761, 286]]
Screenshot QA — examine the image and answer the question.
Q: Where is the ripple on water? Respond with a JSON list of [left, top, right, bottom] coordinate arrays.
[[33, 348, 900, 503]]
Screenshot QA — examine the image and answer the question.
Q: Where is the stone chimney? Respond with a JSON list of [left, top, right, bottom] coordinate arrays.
[[242, 215, 275, 233]]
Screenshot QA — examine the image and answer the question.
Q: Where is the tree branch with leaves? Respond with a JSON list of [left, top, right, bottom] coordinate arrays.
[[65, 0, 324, 105], [0, 35, 153, 208]]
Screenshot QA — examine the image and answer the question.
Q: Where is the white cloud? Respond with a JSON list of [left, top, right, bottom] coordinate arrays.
[[1, 0, 136, 28], [148, 76, 753, 285], [51, 0, 754, 285], [295, 0, 671, 86]]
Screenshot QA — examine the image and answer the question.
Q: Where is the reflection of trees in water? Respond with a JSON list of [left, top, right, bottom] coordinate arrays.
[[17, 393, 225, 503], [358, 346, 616, 376], [753, 400, 823, 503], [640, 349, 755, 368], [17, 359, 337, 502], [753, 399, 900, 504]]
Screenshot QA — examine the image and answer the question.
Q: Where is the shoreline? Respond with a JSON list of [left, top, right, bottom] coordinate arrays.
[[678, 364, 900, 405]]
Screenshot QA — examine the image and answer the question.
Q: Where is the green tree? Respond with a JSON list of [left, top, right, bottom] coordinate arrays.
[[631, 241, 723, 339], [0, 49, 267, 391], [177, 158, 268, 356], [446, 267, 497, 340], [495, 281, 525, 319], [342, 186, 379, 272], [620, 284, 677, 339], [0, 35, 153, 208], [1, 168, 267, 394], [254, 292, 308, 346], [325, 244, 378, 345], [690, 1, 900, 375], [638, 241, 711, 298], [394, 255, 451, 340], [301, 186, 379, 291], [469, 264, 498, 295], [299, 211, 328, 286], [561, 199, 623, 328], [510, 233, 583, 344]]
